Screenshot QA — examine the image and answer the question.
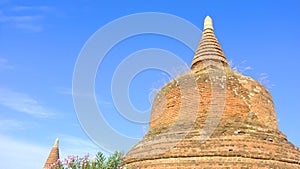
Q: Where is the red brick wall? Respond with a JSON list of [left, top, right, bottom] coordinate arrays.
[[124, 68, 300, 168]]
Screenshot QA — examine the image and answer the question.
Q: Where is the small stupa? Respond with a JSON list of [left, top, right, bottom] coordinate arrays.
[[43, 138, 60, 169], [123, 16, 300, 168]]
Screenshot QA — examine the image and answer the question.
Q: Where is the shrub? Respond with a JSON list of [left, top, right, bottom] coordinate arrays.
[[50, 151, 124, 169]]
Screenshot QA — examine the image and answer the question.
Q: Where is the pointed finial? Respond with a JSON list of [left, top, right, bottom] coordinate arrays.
[[204, 16, 213, 30], [191, 15, 228, 69], [54, 138, 59, 147]]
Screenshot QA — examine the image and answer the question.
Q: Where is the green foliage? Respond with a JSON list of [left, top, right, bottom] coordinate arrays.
[[94, 152, 106, 168], [106, 152, 123, 169]]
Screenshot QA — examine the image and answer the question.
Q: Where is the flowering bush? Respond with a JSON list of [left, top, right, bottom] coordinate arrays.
[[49, 151, 124, 169]]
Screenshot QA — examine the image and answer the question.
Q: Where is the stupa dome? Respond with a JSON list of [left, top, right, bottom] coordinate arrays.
[[124, 16, 300, 168]]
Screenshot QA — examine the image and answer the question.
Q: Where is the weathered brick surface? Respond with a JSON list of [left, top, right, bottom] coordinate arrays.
[[124, 69, 300, 168], [123, 16, 300, 168], [43, 139, 59, 169], [126, 156, 300, 169]]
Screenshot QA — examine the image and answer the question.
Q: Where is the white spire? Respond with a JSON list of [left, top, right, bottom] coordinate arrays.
[[54, 138, 59, 147], [204, 16, 213, 30]]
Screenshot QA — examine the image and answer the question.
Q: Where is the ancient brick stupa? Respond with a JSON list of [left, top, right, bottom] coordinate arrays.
[[43, 138, 60, 169], [124, 16, 300, 168]]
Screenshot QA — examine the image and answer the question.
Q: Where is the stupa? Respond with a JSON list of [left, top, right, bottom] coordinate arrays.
[[123, 16, 300, 168], [43, 138, 60, 169]]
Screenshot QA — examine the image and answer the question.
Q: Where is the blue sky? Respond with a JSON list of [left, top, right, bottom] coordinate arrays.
[[1, 0, 300, 168]]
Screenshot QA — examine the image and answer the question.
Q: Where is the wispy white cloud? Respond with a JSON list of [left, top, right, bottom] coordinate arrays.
[[10, 5, 51, 12], [0, 119, 26, 131], [0, 14, 43, 22], [0, 118, 39, 132], [0, 57, 13, 70], [0, 5, 51, 32], [0, 13, 43, 32], [0, 134, 49, 169], [0, 88, 55, 118], [15, 23, 43, 32]]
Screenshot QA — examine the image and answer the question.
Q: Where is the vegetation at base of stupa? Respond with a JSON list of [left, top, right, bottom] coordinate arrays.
[[48, 151, 136, 169]]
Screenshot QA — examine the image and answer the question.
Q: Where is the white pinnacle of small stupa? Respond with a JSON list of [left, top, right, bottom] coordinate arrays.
[[54, 138, 59, 147]]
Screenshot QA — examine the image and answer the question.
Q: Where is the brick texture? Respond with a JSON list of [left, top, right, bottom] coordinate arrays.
[[43, 139, 59, 169], [124, 68, 300, 168], [123, 16, 300, 168]]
